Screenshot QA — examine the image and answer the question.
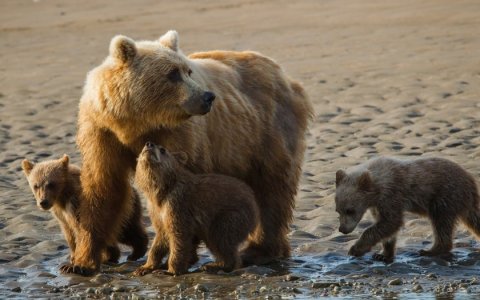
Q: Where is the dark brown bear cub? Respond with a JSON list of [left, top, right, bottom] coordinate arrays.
[[335, 156, 480, 263], [134, 142, 259, 276], [22, 155, 148, 269]]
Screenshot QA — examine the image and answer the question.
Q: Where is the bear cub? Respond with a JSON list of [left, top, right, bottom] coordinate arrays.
[[335, 156, 480, 263], [134, 142, 259, 276], [22, 155, 148, 269]]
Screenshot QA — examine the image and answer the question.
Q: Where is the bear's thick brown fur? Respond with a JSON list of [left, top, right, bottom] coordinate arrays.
[[72, 30, 313, 275], [133, 142, 259, 275], [22, 155, 148, 270], [335, 156, 480, 263]]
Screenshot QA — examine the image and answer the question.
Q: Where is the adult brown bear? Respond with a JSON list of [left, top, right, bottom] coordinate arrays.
[[68, 30, 313, 275]]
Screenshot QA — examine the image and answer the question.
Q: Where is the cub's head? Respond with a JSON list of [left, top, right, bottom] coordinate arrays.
[[334, 169, 375, 234], [21, 155, 70, 211], [85, 30, 215, 129], [136, 142, 188, 181]]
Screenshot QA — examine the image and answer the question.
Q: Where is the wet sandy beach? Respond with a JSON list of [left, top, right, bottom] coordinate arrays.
[[1, 0, 480, 298]]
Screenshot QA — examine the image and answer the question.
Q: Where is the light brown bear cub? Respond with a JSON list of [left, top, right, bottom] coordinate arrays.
[[335, 156, 480, 263], [134, 142, 259, 276], [22, 155, 148, 270]]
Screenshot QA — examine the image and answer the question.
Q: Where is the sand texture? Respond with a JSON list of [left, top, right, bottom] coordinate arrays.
[[1, 0, 480, 298]]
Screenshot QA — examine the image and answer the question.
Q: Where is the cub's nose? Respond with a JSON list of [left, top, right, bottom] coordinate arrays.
[[40, 199, 50, 209], [145, 141, 154, 149], [203, 91, 216, 104]]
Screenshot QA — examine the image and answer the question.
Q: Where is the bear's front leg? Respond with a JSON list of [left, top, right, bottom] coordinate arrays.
[[60, 228, 99, 276], [65, 125, 135, 276], [166, 231, 194, 276], [349, 216, 402, 259], [372, 237, 397, 263], [134, 233, 169, 276], [348, 241, 372, 257]]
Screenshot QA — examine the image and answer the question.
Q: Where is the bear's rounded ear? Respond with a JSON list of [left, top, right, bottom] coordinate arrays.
[[336, 170, 347, 186], [358, 171, 373, 191], [158, 30, 179, 52], [60, 154, 70, 168], [22, 159, 34, 175], [110, 35, 137, 63], [172, 152, 188, 165]]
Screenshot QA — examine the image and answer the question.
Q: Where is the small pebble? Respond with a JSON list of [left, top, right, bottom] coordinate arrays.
[[413, 284, 423, 292], [312, 282, 332, 289], [426, 273, 437, 280], [388, 278, 403, 286], [112, 286, 126, 292], [259, 286, 268, 293], [98, 287, 112, 295], [176, 283, 187, 291], [285, 274, 300, 282], [293, 287, 302, 294], [131, 294, 143, 300], [194, 284, 208, 293], [11, 287, 21, 293]]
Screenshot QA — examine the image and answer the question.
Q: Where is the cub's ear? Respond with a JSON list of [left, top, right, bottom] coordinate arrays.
[[60, 154, 70, 168], [158, 30, 179, 52], [358, 171, 373, 191], [22, 159, 34, 176], [172, 152, 188, 165], [336, 170, 347, 186], [110, 35, 137, 63]]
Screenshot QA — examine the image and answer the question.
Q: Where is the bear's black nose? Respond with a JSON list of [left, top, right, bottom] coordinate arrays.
[[40, 199, 49, 209], [145, 141, 154, 149], [203, 91, 216, 104]]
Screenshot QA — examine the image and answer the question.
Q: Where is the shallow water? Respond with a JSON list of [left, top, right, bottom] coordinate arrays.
[[1, 225, 480, 299]]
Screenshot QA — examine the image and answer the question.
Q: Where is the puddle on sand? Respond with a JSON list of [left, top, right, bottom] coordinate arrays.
[[1, 238, 480, 299]]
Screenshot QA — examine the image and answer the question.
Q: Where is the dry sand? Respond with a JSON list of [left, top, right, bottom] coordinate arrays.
[[1, 0, 480, 298]]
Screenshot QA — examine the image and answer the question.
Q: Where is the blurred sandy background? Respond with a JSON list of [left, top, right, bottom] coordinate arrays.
[[1, 0, 480, 298]]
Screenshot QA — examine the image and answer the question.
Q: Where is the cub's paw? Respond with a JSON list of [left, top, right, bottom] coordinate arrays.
[[348, 244, 370, 257], [133, 266, 154, 276], [167, 267, 187, 276], [201, 263, 223, 274], [372, 253, 394, 264], [59, 264, 96, 276], [419, 249, 453, 260]]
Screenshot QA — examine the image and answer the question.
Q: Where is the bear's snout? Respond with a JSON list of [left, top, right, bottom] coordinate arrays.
[[39, 199, 51, 210], [145, 141, 154, 149], [203, 91, 215, 105]]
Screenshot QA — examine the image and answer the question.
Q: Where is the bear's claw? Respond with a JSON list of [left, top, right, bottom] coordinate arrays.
[[372, 253, 394, 264], [133, 267, 154, 276], [59, 264, 96, 276]]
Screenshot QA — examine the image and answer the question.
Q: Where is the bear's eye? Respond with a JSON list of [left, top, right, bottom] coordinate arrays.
[[188, 69, 192, 76], [345, 209, 355, 215], [167, 68, 182, 83], [46, 182, 55, 189], [33, 184, 39, 190]]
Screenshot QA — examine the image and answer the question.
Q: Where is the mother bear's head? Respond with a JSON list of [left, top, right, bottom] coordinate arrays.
[[83, 31, 215, 129]]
